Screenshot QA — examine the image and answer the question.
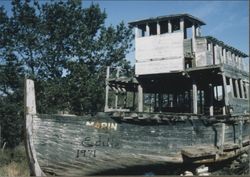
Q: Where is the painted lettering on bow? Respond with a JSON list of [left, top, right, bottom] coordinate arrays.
[[86, 121, 117, 131]]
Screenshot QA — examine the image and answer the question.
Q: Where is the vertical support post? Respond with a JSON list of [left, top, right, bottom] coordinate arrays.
[[157, 21, 160, 35], [239, 120, 243, 148], [168, 20, 172, 33], [25, 79, 44, 176], [232, 53, 235, 67], [196, 25, 201, 36], [154, 93, 157, 110], [239, 57, 242, 70], [25, 79, 37, 115], [229, 78, 234, 97], [146, 23, 150, 36], [208, 43, 211, 51], [199, 90, 203, 114], [246, 83, 249, 99], [115, 67, 121, 109], [192, 81, 198, 114], [240, 79, 245, 99], [209, 83, 214, 116], [235, 79, 240, 98], [104, 66, 110, 112], [223, 48, 227, 64], [220, 123, 225, 152], [222, 73, 229, 115], [192, 24, 196, 54], [135, 25, 139, 38], [0, 125, 1, 148], [214, 45, 219, 64], [158, 93, 163, 112], [138, 84, 143, 112], [132, 90, 136, 111], [180, 18, 185, 38]]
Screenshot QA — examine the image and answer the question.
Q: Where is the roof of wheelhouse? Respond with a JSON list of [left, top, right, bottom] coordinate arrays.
[[129, 13, 206, 27]]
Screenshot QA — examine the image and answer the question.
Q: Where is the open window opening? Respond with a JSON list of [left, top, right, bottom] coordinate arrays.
[[138, 24, 146, 37], [149, 22, 157, 36], [232, 79, 237, 98], [159, 21, 168, 34], [238, 80, 243, 98], [214, 85, 223, 101], [172, 19, 180, 32]]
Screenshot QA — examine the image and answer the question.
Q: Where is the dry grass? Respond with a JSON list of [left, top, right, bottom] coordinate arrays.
[[0, 144, 29, 177]]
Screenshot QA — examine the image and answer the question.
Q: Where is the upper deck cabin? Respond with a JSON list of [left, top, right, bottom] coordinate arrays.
[[105, 14, 249, 117], [128, 14, 248, 75]]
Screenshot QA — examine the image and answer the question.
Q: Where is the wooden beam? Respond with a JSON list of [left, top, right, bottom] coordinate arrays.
[[157, 21, 160, 35], [104, 66, 110, 112], [235, 79, 240, 98], [158, 93, 163, 112], [239, 120, 243, 148], [132, 91, 136, 111], [192, 81, 198, 114], [25, 79, 45, 176], [199, 90, 203, 114], [192, 24, 196, 54], [168, 20, 172, 33], [240, 79, 245, 99], [135, 25, 139, 38], [115, 67, 121, 109], [209, 84, 214, 116], [138, 84, 143, 112], [146, 23, 150, 36], [229, 78, 234, 98], [180, 18, 184, 32], [222, 73, 229, 115], [220, 123, 225, 152]]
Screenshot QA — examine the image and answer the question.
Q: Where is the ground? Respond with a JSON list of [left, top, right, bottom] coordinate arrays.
[[0, 144, 29, 177]]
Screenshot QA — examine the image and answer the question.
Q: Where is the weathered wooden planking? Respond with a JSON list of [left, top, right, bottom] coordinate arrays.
[[30, 113, 250, 176], [135, 32, 184, 75]]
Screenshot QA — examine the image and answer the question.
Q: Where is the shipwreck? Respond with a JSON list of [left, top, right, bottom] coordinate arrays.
[[25, 14, 250, 176]]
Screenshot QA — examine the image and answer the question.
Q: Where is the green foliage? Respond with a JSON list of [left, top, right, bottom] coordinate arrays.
[[0, 0, 133, 147]]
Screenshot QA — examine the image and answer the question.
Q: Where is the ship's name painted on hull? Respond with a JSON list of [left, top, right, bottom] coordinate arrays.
[[86, 121, 118, 131]]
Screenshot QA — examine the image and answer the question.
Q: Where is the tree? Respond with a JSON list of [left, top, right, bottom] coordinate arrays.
[[0, 0, 133, 147]]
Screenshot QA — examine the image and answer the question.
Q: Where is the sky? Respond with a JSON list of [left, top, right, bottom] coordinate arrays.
[[0, 0, 249, 66], [83, 1, 249, 65]]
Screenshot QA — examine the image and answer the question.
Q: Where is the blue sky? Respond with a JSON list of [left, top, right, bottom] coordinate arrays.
[[1, 1, 249, 65], [83, 1, 249, 65]]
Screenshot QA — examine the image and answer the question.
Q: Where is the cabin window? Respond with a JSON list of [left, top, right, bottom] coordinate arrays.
[[149, 22, 157, 36], [159, 21, 168, 34], [214, 86, 223, 101], [232, 79, 238, 98], [221, 48, 224, 56]]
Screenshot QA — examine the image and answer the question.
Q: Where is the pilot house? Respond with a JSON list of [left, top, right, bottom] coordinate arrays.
[[105, 14, 249, 117]]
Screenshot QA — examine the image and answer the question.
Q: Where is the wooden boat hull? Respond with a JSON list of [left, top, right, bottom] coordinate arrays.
[[28, 113, 250, 176]]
